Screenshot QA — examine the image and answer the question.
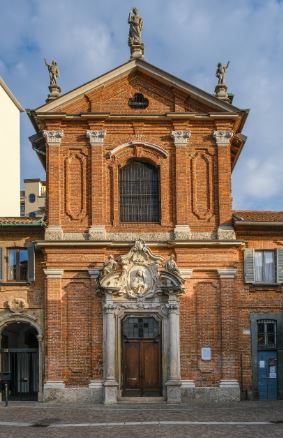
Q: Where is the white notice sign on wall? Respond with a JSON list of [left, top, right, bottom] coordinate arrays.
[[259, 361, 265, 368], [201, 347, 211, 361]]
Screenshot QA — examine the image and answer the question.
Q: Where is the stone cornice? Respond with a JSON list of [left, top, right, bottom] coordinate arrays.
[[43, 130, 64, 145], [36, 240, 244, 248], [35, 113, 240, 121]]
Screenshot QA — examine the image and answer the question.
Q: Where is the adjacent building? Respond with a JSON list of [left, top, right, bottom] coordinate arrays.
[[0, 14, 282, 403], [20, 179, 46, 217], [0, 78, 23, 216]]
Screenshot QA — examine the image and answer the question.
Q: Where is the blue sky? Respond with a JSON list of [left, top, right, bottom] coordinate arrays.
[[0, 0, 283, 211]]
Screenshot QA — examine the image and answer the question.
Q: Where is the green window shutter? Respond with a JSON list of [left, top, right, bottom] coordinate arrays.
[[27, 244, 35, 283], [244, 249, 255, 283], [276, 249, 283, 283], [0, 248, 3, 281]]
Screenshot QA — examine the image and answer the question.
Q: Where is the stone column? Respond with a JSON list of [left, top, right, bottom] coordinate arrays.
[[87, 130, 107, 240], [43, 269, 65, 396], [218, 268, 240, 400], [171, 130, 191, 240], [103, 292, 118, 404], [166, 294, 182, 403], [43, 130, 64, 240], [213, 130, 236, 240]]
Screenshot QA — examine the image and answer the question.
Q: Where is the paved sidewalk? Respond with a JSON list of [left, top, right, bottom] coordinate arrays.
[[0, 401, 282, 437]]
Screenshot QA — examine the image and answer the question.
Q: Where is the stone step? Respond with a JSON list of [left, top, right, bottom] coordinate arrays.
[[118, 396, 165, 404]]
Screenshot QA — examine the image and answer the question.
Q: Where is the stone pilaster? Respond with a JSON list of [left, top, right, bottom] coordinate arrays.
[[103, 293, 118, 404], [166, 295, 182, 403], [87, 130, 107, 240], [43, 130, 64, 240], [43, 269, 65, 396], [217, 268, 240, 399], [213, 130, 234, 238], [171, 130, 192, 240], [37, 334, 43, 401]]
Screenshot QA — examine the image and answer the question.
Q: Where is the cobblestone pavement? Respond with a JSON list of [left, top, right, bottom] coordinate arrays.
[[0, 401, 282, 437]]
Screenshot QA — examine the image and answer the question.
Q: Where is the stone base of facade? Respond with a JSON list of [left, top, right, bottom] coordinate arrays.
[[166, 380, 182, 403], [42, 379, 240, 404], [181, 380, 240, 402], [103, 380, 119, 404], [43, 381, 103, 403]]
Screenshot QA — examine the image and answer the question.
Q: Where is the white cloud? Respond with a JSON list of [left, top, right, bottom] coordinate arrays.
[[0, 0, 282, 210]]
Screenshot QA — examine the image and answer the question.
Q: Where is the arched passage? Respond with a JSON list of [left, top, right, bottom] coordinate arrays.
[[1, 322, 39, 401]]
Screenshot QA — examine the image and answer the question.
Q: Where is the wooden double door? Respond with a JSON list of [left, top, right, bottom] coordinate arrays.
[[122, 316, 161, 397]]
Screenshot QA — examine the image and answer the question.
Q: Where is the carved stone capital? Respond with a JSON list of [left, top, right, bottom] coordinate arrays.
[[213, 130, 233, 146], [88, 269, 101, 279], [43, 269, 64, 279], [43, 130, 64, 145], [217, 268, 237, 279], [166, 303, 179, 313], [86, 130, 106, 146], [104, 303, 117, 314], [171, 130, 191, 146]]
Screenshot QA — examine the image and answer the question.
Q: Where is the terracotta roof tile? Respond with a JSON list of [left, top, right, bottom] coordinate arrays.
[[0, 217, 45, 226], [233, 210, 283, 222]]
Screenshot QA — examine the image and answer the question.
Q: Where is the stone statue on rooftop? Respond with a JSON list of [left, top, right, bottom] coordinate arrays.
[[128, 8, 144, 59], [45, 59, 60, 87], [44, 58, 61, 102], [128, 7, 143, 46], [216, 61, 230, 85]]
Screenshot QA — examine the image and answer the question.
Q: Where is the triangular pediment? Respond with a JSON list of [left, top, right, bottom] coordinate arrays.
[[35, 59, 243, 115]]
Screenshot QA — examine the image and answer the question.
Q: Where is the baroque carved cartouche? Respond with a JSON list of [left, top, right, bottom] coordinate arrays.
[[98, 239, 184, 299]]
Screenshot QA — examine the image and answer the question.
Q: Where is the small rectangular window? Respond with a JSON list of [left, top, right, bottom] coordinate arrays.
[[7, 248, 28, 282], [254, 250, 275, 283], [257, 319, 277, 349]]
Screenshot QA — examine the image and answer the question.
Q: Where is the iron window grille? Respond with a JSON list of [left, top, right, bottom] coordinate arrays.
[[119, 160, 160, 223], [123, 317, 160, 339], [257, 319, 277, 350]]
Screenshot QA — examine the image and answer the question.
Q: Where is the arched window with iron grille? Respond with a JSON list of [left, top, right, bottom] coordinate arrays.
[[119, 160, 160, 223]]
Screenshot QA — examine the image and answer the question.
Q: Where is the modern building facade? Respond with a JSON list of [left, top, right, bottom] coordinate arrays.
[[20, 179, 46, 218], [0, 78, 23, 216], [0, 19, 282, 403]]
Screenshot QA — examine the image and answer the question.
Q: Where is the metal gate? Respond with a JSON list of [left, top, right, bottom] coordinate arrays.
[[1, 349, 39, 401]]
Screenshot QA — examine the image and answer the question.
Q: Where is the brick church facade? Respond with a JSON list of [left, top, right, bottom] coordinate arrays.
[[0, 36, 283, 403]]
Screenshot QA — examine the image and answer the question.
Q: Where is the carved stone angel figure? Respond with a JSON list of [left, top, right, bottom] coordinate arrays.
[[101, 255, 117, 277], [45, 58, 60, 86], [165, 254, 182, 280], [128, 7, 143, 46]]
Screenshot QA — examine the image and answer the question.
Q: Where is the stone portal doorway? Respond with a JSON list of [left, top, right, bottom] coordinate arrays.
[[122, 316, 161, 397], [0, 322, 39, 401]]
